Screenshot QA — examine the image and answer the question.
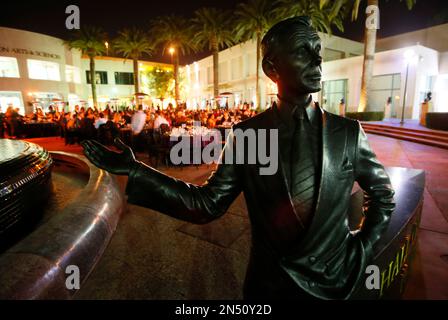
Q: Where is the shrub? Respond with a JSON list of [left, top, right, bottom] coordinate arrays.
[[426, 113, 448, 131], [345, 111, 384, 121]]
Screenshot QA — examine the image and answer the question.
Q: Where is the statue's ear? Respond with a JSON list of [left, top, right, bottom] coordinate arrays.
[[262, 58, 279, 83]]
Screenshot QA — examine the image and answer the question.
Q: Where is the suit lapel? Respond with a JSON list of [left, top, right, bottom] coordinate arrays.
[[310, 110, 345, 231]]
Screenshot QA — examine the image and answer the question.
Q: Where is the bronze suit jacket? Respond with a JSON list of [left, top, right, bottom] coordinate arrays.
[[125, 104, 395, 300]]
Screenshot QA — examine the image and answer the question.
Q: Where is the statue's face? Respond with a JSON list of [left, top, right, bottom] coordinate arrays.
[[269, 28, 322, 94]]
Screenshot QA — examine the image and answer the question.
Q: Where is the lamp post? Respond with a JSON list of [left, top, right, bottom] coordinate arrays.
[[169, 47, 175, 64], [105, 41, 109, 56], [400, 49, 418, 125], [168, 47, 176, 106]]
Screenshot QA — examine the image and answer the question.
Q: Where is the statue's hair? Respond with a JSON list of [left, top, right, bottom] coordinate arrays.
[[261, 16, 315, 61]]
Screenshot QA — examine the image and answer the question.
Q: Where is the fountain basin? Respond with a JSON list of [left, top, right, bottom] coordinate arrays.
[[0, 149, 124, 299]]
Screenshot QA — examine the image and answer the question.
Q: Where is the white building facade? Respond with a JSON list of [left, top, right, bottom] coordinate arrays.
[[0, 27, 173, 114], [182, 24, 448, 120], [182, 33, 364, 110]]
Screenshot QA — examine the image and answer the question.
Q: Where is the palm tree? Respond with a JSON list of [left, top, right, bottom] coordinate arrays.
[[348, 0, 417, 112], [276, 0, 347, 35], [192, 8, 235, 105], [234, 0, 281, 110], [150, 15, 196, 106], [114, 27, 154, 94], [234, 0, 343, 109], [357, 0, 379, 112], [65, 26, 107, 108]]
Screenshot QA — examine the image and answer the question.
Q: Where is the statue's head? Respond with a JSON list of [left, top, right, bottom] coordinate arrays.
[[262, 16, 322, 95]]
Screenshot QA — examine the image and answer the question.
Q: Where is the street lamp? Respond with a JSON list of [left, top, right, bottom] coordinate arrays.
[[105, 41, 109, 56], [169, 47, 175, 64], [168, 47, 176, 106], [400, 49, 418, 125]]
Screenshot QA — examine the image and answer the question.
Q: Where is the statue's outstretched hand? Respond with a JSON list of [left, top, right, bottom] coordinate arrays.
[[82, 138, 136, 175]]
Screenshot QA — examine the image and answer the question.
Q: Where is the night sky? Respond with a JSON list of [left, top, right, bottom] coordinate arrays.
[[1, 0, 448, 64]]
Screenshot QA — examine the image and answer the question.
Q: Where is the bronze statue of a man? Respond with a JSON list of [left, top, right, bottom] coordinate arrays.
[[82, 16, 395, 300]]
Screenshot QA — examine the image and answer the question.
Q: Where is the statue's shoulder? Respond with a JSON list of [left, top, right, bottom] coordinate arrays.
[[321, 110, 360, 139], [324, 110, 359, 127], [233, 108, 274, 131]]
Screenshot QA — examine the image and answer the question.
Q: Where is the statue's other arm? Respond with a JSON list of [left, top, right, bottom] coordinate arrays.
[[354, 121, 396, 259]]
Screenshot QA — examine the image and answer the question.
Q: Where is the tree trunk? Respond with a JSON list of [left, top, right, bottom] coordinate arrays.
[[358, 0, 378, 112], [213, 45, 219, 109], [256, 32, 262, 110], [174, 52, 180, 107], [133, 58, 139, 94], [89, 56, 98, 108]]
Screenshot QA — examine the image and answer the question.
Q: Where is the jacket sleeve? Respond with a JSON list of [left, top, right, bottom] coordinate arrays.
[[125, 129, 242, 224], [354, 121, 395, 259]]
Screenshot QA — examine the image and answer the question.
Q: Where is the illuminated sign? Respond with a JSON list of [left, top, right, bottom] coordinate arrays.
[[0, 46, 61, 60], [379, 217, 419, 298]]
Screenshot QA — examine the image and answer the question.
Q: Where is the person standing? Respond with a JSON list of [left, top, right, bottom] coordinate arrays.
[[153, 110, 170, 130], [338, 98, 346, 117], [0, 107, 5, 138], [131, 105, 147, 135], [130, 105, 147, 151], [385, 97, 392, 119]]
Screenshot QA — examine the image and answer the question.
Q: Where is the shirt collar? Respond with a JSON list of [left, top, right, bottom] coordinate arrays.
[[275, 95, 318, 129]]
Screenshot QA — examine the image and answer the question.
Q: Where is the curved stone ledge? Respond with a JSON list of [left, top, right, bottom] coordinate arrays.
[[0, 152, 124, 299]]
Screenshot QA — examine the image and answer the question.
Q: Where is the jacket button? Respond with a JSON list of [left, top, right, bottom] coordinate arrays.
[[308, 281, 316, 287], [309, 256, 317, 264]]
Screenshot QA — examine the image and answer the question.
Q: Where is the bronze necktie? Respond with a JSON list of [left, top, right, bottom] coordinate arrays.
[[290, 107, 316, 229]]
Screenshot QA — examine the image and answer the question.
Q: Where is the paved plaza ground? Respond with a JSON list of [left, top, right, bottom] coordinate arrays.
[[24, 133, 448, 299]]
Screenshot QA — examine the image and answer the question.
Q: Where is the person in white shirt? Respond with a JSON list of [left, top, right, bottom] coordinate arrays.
[[94, 113, 107, 129], [153, 110, 170, 129], [131, 105, 147, 135]]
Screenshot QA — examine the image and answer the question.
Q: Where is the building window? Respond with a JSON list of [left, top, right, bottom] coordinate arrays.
[[418, 75, 435, 105], [323, 48, 345, 62], [244, 54, 250, 78], [207, 66, 213, 84], [86, 71, 108, 84], [231, 57, 243, 80], [248, 53, 256, 76], [114, 72, 134, 85], [0, 57, 20, 78], [219, 61, 228, 83], [0, 91, 24, 115], [27, 59, 60, 81], [65, 65, 81, 83], [321, 79, 348, 115], [370, 73, 401, 115]]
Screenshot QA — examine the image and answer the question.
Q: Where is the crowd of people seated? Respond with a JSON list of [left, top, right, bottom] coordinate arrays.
[[0, 101, 259, 147]]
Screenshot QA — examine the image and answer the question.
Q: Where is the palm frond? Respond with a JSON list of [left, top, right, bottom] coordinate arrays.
[[64, 26, 107, 57], [113, 27, 153, 60], [191, 7, 235, 51], [149, 14, 197, 57]]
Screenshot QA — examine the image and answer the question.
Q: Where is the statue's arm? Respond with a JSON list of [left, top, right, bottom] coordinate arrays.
[[125, 131, 242, 224], [354, 121, 395, 258]]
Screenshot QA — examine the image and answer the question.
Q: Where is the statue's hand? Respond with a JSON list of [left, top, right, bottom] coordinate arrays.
[[82, 138, 136, 175]]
